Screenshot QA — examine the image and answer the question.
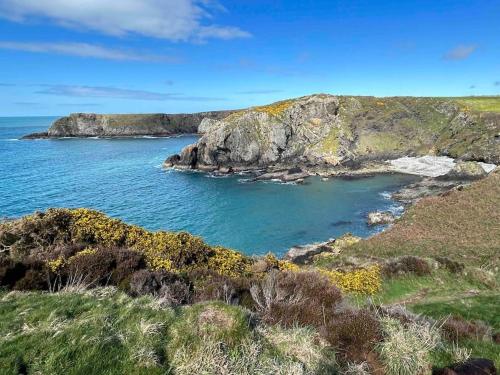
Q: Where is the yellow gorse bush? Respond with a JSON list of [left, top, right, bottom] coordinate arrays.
[[321, 265, 381, 295], [70, 208, 126, 247], [67, 247, 97, 263], [263, 253, 300, 272], [47, 256, 64, 272], [254, 100, 294, 117], [35, 208, 251, 277], [207, 246, 251, 277]]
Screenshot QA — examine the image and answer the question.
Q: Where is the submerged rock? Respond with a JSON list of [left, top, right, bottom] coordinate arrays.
[[367, 211, 395, 226]]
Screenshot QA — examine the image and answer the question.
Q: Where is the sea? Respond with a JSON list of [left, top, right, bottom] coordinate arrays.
[[0, 116, 419, 256]]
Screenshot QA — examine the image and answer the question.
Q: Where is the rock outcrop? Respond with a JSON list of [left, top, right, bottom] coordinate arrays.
[[23, 110, 237, 138], [166, 94, 500, 170], [367, 211, 395, 226], [284, 238, 337, 264], [441, 161, 489, 180]]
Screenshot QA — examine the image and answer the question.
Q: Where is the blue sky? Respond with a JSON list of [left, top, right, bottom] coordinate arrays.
[[0, 0, 498, 116]]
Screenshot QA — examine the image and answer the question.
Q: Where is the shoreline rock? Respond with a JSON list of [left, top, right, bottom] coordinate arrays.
[[283, 238, 337, 264], [367, 211, 396, 226]]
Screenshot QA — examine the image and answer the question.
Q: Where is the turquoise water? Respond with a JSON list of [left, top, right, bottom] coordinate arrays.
[[0, 117, 419, 256]]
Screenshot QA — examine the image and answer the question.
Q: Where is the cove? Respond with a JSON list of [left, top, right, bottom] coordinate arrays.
[[0, 117, 419, 256]]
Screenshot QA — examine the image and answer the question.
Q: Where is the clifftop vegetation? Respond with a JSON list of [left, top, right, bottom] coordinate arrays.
[[1, 171, 499, 374]]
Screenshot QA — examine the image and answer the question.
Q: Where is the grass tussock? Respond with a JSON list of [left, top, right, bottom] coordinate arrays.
[[0, 289, 336, 375]]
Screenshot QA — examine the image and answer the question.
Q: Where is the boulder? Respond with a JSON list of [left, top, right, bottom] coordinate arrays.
[[163, 154, 181, 168], [432, 358, 496, 375], [442, 161, 488, 180], [367, 211, 395, 226]]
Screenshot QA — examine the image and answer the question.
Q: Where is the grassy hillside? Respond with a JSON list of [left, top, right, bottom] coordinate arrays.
[[345, 170, 500, 267], [0, 289, 335, 375]]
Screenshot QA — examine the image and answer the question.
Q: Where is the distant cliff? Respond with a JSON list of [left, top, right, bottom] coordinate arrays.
[[23, 110, 237, 138], [165, 94, 500, 170]]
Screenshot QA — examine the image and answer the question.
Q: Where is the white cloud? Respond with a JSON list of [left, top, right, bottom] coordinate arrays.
[[0, 0, 250, 41], [36, 84, 226, 101], [443, 45, 477, 61], [0, 41, 179, 62]]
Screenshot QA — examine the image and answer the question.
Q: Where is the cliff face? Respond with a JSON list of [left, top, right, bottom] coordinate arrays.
[[42, 110, 236, 137], [167, 94, 500, 169]]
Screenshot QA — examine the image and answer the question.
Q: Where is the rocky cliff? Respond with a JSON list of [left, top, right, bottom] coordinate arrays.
[[24, 110, 236, 138], [165, 94, 500, 170]]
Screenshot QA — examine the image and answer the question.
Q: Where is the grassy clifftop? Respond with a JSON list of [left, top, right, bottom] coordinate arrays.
[[345, 169, 500, 267]]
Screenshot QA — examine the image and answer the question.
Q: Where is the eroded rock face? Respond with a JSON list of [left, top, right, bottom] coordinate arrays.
[[28, 110, 237, 138], [167, 94, 500, 170]]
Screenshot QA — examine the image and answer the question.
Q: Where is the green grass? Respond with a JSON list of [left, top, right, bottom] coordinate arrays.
[[411, 295, 500, 329], [455, 97, 500, 112], [0, 288, 336, 375]]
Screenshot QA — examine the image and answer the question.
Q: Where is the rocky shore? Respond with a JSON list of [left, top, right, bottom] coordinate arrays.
[[22, 110, 237, 139]]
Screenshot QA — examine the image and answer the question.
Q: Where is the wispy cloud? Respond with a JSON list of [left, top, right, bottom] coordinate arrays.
[[443, 44, 477, 61], [0, 41, 179, 62], [0, 0, 250, 42], [36, 84, 226, 102], [236, 89, 283, 95]]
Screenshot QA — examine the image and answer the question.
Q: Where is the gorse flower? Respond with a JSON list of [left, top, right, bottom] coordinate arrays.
[[320, 265, 381, 294]]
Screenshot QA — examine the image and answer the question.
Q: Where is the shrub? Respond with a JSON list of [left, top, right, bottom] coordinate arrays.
[[63, 247, 116, 285], [0, 257, 27, 287], [434, 257, 465, 274], [250, 270, 343, 327], [129, 269, 192, 306], [321, 309, 382, 365], [320, 265, 382, 295], [0, 209, 73, 259], [111, 248, 147, 287], [377, 317, 441, 375], [206, 246, 251, 277], [1, 209, 256, 281], [262, 253, 300, 273], [70, 208, 127, 248], [382, 256, 432, 277], [126, 228, 212, 272], [190, 270, 254, 308], [13, 269, 48, 290], [441, 316, 492, 343]]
